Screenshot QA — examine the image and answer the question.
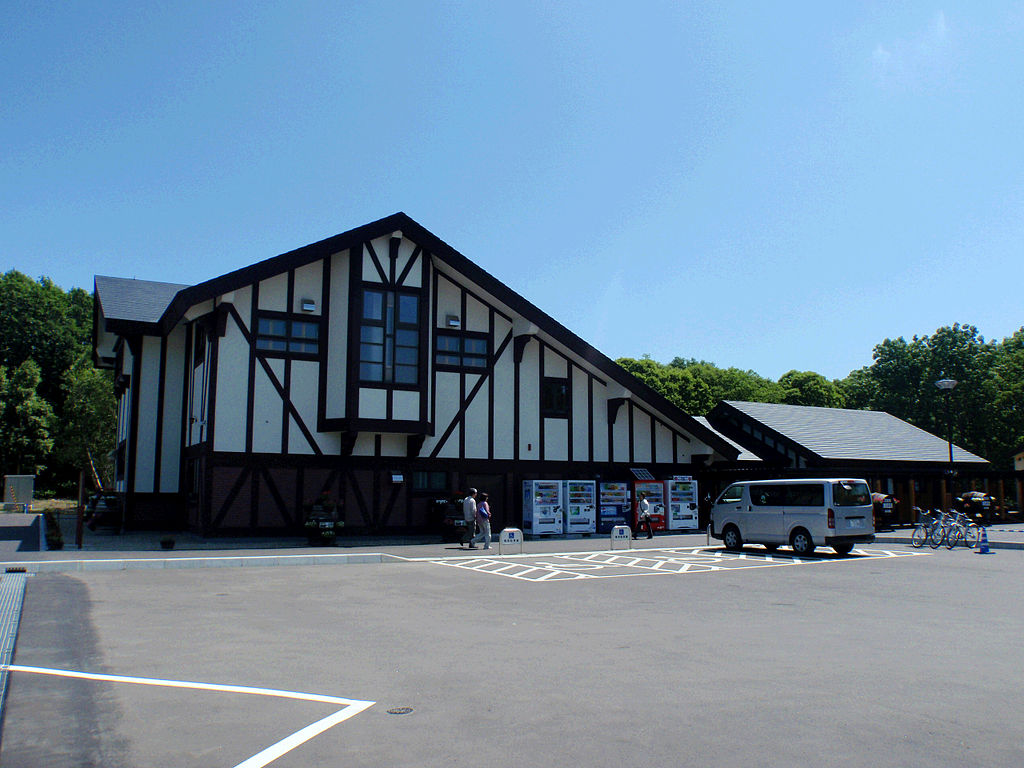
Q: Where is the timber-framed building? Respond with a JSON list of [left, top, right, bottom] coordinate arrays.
[[94, 213, 739, 534]]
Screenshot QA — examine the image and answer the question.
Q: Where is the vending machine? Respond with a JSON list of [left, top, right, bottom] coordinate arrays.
[[633, 480, 667, 531], [522, 480, 564, 535], [598, 482, 631, 533], [562, 480, 597, 534], [666, 477, 700, 530]]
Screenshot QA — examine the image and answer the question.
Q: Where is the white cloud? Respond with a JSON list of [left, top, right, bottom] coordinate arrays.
[[871, 10, 952, 87]]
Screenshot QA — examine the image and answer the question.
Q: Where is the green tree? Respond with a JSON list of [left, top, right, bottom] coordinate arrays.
[[835, 323, 1018, 467], [0, 360, 55, 475], [778, 370, 845, 408], [990, 328, 1024, 465], [669, 358, 785, 409], [0, 271, 91, 407], [57, 357, 116, 490], [617, 356, 786, 415], [836, 366, 876, 410]]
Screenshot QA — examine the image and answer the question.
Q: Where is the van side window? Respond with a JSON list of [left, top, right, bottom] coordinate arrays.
[[750, 485, 785, 506], [785, 485, 824, 506], [718, 485, 743, 504]]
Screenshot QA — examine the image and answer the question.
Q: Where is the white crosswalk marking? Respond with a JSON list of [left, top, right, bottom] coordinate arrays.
[[428, 546, 926, 582]]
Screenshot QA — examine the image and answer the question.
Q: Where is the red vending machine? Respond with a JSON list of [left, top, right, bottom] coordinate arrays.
[[632, 480, 667, 532]]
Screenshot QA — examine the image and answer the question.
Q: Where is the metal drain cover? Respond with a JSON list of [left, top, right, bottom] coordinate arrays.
[[387, 707, 414, 715]]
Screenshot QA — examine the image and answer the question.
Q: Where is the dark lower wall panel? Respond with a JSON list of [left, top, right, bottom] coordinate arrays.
[[191, 452, 708, 536], [126, 493, 186, 530]]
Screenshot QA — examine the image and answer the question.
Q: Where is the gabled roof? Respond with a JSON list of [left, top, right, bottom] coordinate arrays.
[[711, 401, 989, 465], [93, 213, 739, 459], [95, 276, 189, 327]]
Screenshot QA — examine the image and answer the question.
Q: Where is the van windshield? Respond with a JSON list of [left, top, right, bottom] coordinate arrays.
[[832, 481, 871, 506]]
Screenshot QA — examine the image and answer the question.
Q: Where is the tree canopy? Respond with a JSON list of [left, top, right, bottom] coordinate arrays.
[[0, 271, 112, 493], [619, 322, 1024, 469]]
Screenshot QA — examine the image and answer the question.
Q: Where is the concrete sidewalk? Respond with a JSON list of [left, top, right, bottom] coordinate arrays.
[[874, 522, 1024, 550]]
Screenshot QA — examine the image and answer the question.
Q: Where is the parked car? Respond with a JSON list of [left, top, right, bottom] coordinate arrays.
[[956, 491, 996, 524], [710, 478, 875, 556], [431, 497, 470, 542]]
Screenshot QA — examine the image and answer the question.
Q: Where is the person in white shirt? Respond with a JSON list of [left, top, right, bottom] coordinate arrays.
[[634, 492, 653, 539], [462, 488, 478, 548], [470, 492, 492, 550]]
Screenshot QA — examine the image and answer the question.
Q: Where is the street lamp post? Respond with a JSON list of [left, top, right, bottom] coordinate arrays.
[[935, 378, 958, 508]]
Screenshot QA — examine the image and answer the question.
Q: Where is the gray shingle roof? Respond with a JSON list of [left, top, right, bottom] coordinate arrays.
[[95, 276, 189, 324], [722, 401, 989, 464], [693, 417, 761, 462]]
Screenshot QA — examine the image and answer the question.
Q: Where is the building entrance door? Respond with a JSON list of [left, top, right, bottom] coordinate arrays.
[[465, 473, 508, 531]]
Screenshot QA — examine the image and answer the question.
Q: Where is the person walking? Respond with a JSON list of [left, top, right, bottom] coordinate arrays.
[[462, 488, 478, 548], [470, 492, 492, 550], [634, 492, 653, 539]]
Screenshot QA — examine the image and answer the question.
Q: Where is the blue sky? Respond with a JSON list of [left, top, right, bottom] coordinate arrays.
[[4, 2, 1023, 381]]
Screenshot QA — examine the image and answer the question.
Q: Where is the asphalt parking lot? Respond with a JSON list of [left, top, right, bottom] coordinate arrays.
[[1, 543, 1022, 768]]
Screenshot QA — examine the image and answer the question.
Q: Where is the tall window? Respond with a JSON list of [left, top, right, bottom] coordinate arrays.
[[541, 377, 570, 418], [435, 331, 489, 371], [359, 289, 420, 384], [255, 314, 320, 357]]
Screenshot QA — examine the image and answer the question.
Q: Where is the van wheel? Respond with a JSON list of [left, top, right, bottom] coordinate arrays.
[[832, 543, 854, 556], [722, 525, 743, 551], [790, 529, 814, 556]]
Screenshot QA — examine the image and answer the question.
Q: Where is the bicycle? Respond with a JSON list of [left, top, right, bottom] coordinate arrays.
[[927, 510, 963, 550], [949, 509, 982, 549], [910, 508, 938, 548]]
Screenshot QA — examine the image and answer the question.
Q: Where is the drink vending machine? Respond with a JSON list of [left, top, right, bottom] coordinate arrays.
[[522, 480, 564, 535], [633, 480, 667, 531], [562, 480, 597, 534], [666, 477, 700, 530], [598, 482, 631, 533]]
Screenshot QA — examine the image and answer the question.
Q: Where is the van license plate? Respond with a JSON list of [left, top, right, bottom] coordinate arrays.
[[847, 518, 864, 528]]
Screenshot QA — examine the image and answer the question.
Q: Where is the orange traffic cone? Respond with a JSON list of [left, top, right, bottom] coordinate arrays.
[[976, 526, 993, 555]]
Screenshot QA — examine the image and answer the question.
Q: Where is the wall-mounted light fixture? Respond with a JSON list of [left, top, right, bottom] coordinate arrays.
[[446, 314, 461, 329], [301, 299, 316, 313]]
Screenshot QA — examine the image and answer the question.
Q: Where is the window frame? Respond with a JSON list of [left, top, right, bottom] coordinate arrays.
[[434, 330, 490, 372], [412, 470, 449, 494], [358, 288, 422, 388], [254, 311, 321, 360]]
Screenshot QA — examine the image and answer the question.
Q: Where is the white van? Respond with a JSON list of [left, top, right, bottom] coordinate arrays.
[[710, 478, 875, 556]]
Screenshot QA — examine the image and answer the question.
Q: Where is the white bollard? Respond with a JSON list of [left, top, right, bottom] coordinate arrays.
[[610, 525, 632, 550], [499, 527, 524, 555]]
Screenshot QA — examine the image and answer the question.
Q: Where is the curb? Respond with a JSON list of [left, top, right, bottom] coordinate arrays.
[[873, 536, 1024, 551], [0, 552, 400, 574]]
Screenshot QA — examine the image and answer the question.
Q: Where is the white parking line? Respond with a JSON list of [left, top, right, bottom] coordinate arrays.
[[2, 664, 374, 768], [426, 546, 927, 582]]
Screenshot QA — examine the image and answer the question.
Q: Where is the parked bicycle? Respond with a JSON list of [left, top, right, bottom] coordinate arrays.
[[947, 508, 983, 549], [910, 507, 983, 550], [927, 510, 962, 549], [910, 508, 939, 548]]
